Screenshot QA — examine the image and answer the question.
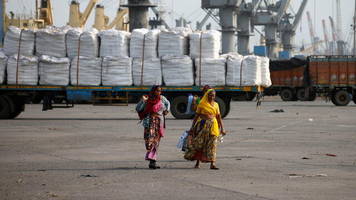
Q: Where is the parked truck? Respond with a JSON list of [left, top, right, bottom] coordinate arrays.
[[265, 55, 356, 106], [0, 85, 261, 119]]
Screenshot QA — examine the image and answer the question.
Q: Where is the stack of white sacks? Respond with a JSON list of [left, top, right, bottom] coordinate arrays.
[[0, 26, 272, 87], [3, 26, 37, 85], [131, 29, 161, 86], [160, 28, 194, 86], [100, 29, 132, 86]]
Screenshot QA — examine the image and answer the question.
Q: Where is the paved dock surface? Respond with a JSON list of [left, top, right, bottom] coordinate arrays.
[[1, 98, 355, 200]]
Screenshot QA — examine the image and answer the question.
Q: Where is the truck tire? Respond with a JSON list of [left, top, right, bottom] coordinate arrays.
[[331, 90, 351, 106], [171, 96, 194, 119], [280, 89, 296, 101], [0, 95, 14, 119], [297, 89, 308, 101], [9, 97, 25, 119], [308, 91, 317, 101], [353, 94, 356, 104], [215, 96, 230, 119]]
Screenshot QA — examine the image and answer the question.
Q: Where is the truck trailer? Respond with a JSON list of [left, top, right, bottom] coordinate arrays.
[[0, 85, 261, 119], [265, 55, 356, 106]]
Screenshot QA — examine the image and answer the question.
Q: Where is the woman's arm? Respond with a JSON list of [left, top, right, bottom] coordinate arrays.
[[216, 114, 226, 135]]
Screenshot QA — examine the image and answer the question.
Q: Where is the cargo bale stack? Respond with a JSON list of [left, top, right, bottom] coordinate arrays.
[[36, 26, 69, 58], [99, 29, 130, 58], [162, 55, 194, 86], [4, 26, 35, 57], [70, 57, 101, 86], [7, 55, 38, 85], [102, 57, 133, 86], [39, 55, 70, 86]]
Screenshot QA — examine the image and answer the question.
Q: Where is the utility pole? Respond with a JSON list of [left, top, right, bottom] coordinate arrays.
[[35, 0, 39, 19]]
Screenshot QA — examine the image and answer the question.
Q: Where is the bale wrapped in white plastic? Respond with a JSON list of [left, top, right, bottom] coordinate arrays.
[[260, 57, 272, 87], [130, 29, 160, 58], [195, 58, 226, 86], [226, 54, 244, 86], [66, 28, 99, 58], [158, 29, 190, 57], [102, 57, 132, 86], [99, 29, 130, 58], [162, 55, 194, 86], [39, 55, 70, 86], [7, 55, 38, 85], [132, 58, 162, 86], [190, 30, 221, 59], [0, 51, 7, 84], [4, 26, 35, 56], [36, 26, 69, 57], [228, 55, 262, 86], [70, 56, 101, 86]]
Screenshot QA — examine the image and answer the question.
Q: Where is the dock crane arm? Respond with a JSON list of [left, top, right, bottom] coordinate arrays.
[[81, 0, 100, 26], [292, 0, 308, 31], [276, 0, 291, 23], [107, 8, 128, 30]]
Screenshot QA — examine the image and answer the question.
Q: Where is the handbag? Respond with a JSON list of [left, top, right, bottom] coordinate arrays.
[[177, 131, 189, 152]]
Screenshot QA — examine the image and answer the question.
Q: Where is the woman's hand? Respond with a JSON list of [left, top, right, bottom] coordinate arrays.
[[141, 95, 148, 102], [220, 128, 227, 136], [163, 110, 169, 116]]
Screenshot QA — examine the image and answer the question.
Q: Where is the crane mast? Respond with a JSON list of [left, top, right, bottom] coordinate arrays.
[[306, 11, 318, 54]]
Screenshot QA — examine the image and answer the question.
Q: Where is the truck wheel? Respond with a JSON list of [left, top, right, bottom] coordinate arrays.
[[171, 96, 194, 119], [297, 89, 308, 101], [280, 89, 296, 101], [0, 95, 14, 119], [215, 96, 230, 119], [353, 94, 356, 104], [9, 97, 25, 119], [331, 90, 351, 106], [308, 92, 317, 101]]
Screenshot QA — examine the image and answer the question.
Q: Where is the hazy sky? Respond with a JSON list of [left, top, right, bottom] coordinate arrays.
[[6, 0, 355, 50]]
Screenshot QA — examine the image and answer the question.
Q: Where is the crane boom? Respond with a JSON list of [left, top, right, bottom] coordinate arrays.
[[329, 16, 338, 41], [306, 11, 316, 48], [276, 0, 291, 23], [292, 0, 308, 30], [336, 0, 343, 40], [81, 0, 100, 26], [322, 19, 330, 54]]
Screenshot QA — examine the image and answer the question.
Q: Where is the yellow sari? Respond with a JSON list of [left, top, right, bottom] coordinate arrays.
[[196, 89, 220, 137], [184, 89, 220, 162]]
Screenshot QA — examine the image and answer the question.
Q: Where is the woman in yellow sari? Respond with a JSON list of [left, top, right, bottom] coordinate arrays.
[[184, 89, 226, 170]]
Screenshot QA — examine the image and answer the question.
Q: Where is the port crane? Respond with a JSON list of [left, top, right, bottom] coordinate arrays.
[[68, 0, 100, 28]]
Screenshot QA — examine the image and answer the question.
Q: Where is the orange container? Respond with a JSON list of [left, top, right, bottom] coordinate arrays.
[[309, 56, 356, 86]]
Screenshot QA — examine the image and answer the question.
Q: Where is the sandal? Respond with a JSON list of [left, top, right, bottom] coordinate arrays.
[[210, 165, 219, 170]]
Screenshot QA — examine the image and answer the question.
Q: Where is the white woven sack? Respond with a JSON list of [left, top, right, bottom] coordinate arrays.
[[99, 29, 130, 58], [162, 55, 194, 86], [36, 26, 69, 57], [39, 55, 70, 86], [132, 58, 162, 86], [158, 29, 190, 57], [0, 51, 7, 84], [239, 55, 262, 86], [190, 30, 221, 59], [70, 56, 101, 86], [66, 28, 99, 58], [4, 26, 35, 56], [102, 57, 132, 86], [260, 57, 272, 87], [7, 55, 38, 85], [226, 54, 244, 86], [195, 58, 226, 86], [130, 29, 160, 59]]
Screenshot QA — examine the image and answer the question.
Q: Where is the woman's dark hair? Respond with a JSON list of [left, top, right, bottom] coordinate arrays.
[[150, 85, 161, 92]]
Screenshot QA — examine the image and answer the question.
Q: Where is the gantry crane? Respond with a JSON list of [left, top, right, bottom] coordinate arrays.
[[279, 0, 308, 56], [254, 0, 292, 58], [68, 0, 100, 28]]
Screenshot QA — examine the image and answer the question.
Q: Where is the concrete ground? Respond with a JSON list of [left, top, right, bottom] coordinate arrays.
[[0, 98, 355, 200]]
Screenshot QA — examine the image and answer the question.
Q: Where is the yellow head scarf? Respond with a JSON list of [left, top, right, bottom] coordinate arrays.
[[196, 89, 220, 136]]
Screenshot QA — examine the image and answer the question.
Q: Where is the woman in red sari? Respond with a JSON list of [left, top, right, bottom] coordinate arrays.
[[136, 86, 170, 169]]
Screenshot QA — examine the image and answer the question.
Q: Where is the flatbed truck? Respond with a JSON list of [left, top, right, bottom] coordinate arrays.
[[0, 85, 261, 119]]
